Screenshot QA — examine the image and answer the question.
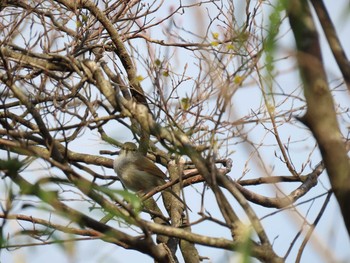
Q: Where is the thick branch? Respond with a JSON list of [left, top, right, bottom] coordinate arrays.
[[287, 0, 350, 235], [310, 0, 350, 90]]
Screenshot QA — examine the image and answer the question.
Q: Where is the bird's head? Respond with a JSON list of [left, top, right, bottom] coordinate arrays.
[[120, 142, 138, 155]]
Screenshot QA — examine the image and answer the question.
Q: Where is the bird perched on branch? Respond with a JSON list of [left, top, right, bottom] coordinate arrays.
[[113, 142, 188, 208]]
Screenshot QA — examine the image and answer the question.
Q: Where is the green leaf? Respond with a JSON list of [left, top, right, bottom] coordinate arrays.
[[81, 14, 88, 22], [115, 190, 142, 213], [234, 75, 243, 84], [236, 225, 253, 263], [0, 158, 23, 176], [211, 32, 219, 40], [76, 20, 82, 28], [226, 44, 235, 50], [155, 59, 162, 66], [136, 75, 144, 83], [180, 97, 190, 110]]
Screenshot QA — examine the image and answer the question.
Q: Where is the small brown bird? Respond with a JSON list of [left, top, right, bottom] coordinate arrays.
[[113, 142, 187, 207]]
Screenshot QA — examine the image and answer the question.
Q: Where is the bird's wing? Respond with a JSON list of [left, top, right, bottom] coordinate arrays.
[[136, 156, 167, 180]]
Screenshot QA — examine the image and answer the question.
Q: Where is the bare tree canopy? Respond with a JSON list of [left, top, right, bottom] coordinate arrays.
[[1, 0, 349, 262]]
